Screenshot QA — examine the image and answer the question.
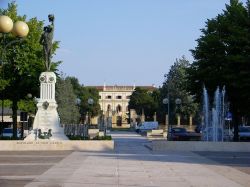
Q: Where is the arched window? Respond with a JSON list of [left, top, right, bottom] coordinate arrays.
[[107, 104, 111, 111], [116, 105, 122, 113]]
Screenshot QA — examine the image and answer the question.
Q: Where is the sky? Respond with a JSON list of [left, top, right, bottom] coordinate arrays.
[[0, 0, 248, 87]]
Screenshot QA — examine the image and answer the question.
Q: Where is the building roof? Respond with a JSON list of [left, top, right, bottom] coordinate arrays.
[[89, 85, 157, 92]]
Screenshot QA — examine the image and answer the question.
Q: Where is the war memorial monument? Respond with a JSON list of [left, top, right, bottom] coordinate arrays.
[[25, 15, 67, 141]]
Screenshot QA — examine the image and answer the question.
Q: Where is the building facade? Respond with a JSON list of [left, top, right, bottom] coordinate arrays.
[[95, 84, 156, 128]]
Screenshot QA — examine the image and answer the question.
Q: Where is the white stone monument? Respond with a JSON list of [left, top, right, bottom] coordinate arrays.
[[25, 72, 68, 140]]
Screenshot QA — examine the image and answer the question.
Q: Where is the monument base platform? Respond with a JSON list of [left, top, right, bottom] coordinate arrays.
[[25, 130, 68, 141], [0, 140, 114, 151]]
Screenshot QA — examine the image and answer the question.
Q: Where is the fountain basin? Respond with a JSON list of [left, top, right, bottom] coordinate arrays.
[[152, 140, 250, 152]]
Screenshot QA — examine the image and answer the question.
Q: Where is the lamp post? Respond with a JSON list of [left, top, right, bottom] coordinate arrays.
[[75, 98, 81, 123], [175, 98, 182, 126], [0, 15, 29, 132], [162, 98, 170, 140], [107, 105, 112, 131], [87, 98, 94, 125]]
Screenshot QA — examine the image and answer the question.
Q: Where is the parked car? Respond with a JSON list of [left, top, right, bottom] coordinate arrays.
[[1, 128, 21, 138], [169, 127, 201, 141], [239, 126, 250, 140], [195, 125, 202, 133]]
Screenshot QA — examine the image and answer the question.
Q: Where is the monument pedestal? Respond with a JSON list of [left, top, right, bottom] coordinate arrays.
[[25, 72, 68, 140]]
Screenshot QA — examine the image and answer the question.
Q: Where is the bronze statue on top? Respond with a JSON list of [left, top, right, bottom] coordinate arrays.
[[40, 14, 54, 71]]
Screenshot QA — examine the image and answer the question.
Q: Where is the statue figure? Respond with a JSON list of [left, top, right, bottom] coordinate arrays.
[[40, 14, 54, 71]]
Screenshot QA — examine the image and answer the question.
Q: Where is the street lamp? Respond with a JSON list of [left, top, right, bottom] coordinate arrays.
[[87, 98, 94, 105], [175, 98, 182, 126], [75, 98, 81, 123], [76, 98, 81, 105], [162, 98, 170, 139], [0, 15, 29, 130], [87, 98, 94, 125]]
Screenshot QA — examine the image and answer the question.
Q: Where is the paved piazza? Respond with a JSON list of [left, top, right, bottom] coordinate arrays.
[[0, 131, 250, 187]]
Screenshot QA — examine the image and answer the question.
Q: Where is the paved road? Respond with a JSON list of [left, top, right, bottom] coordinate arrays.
[[194, 151, 250, 175], [0, 151, 72, 187], [0, 131, 250, 187]]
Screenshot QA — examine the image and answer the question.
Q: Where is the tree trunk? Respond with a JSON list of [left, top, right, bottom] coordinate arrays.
[[12, 99, 18, 139]]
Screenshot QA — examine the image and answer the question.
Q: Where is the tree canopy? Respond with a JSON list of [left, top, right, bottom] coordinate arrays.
[[160, 57, 199, 124], [65, 76, 82, 96], [56, 76, 80, 124], [55, 75, 101, 123], [128, 87, 159, 119], [188, 0, 250, 112], [78, 86, 100, 119]]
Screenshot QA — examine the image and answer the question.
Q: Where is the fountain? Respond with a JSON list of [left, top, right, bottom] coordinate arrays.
[[202, 86, 226, 141]]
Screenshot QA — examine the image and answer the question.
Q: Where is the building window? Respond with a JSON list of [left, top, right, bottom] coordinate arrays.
[[126, 106, 129, 112], [116, 95, 122, 99], [116, 105, 122, 113], [106, 95, 112, 99], [107, 104, 111, 111], [126, 96, 130, 99], [99, 95, 101, 99]]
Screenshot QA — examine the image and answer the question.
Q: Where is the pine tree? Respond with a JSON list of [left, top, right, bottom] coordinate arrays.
[[56, 77, 80, 124]]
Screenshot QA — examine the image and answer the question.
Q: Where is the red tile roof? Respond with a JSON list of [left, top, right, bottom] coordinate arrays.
[[88, 85, 157, 91]]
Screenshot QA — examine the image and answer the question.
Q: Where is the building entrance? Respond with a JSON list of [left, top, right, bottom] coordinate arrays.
[[116, 116, 122, 126]]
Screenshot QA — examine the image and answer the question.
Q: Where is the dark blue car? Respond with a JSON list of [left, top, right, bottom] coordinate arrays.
[[169, 127, 201, 141]]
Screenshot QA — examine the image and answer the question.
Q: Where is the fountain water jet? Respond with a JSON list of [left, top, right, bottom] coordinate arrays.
[[202, 86, 226, 142]]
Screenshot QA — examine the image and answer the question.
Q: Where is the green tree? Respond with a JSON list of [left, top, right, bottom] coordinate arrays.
[[188, 0, 250, 140], [79, 87, 100, 121], [59, 76, 100, 123], [0, 2, 60, 138], [160, 57, 199, 125], [65, 76, 82, 96], [18, 99, 36, 114], [129, 87, 158, 120], [56, 76, 80, 124]]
